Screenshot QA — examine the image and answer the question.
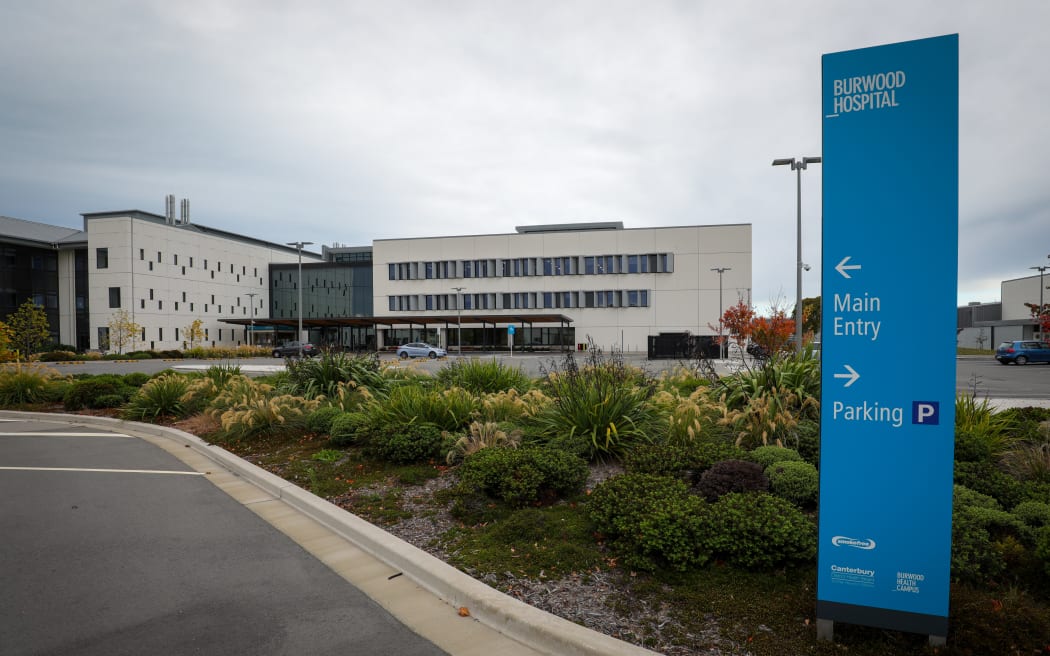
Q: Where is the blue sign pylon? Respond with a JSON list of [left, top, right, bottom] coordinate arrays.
[[817, 34, 958, 644]]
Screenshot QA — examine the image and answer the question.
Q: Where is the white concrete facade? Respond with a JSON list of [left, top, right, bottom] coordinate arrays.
[[85, 211, 321, 351], [372, 223, 752, 352]]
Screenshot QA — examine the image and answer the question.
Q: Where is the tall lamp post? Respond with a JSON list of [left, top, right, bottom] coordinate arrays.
[[286, 241, 313, 357], [245, 292, 257, 348], [1033, 264, 1049, 338], [711, 267, 730, 359], [452, 286, 465, 356], [773, 156, 821, 353]]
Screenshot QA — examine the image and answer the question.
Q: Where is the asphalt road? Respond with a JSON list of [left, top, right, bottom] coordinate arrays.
[[0, 416, 446, 656], [38, 352, 1050, 401]]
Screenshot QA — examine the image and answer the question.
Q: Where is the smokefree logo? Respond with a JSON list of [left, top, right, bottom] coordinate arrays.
[[831, 536, 877, 550]]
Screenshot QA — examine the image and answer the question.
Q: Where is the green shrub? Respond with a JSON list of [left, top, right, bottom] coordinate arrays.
[[436, 358, 531, 394], [37, 350, 77, 362], [952, 484, 1030, 584], [1036, 526, 1050, 577], [718, 351, 821, 416], [621, 441, 749, 480], [0, 364, 63, 406], [588, 472, 713, 572], [954, 394, 1017, 463], [328, 412, 373, 447], [707, 492, 817, 569], [765, 460, 819, 508], [94, 394, 127, 409], [534, 353, 662, 461], [63, 376, 132, 410], [122, 372, 151, 387], [458, 446, 588, 508], [305, 406, 344, 436], [366, 385, 478, 432], [954, 461, 1027, 510], [793, 419, 820, 464], [159, 350, 184, 359], [367, 422, 447, 464], [123, 374, 191, 420], [281, 351, 390, 400], [750, 445, 804, 469], [696, 459, 768, 501], [1012, 501, 1050, 529]]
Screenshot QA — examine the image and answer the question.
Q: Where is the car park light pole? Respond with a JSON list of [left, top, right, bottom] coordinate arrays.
[[773, 156, 821, 353], [452, 286, 465, 356], [1032, 265, 1048, 317], [286, 241, 313, 357], [246, 292, 257, 348], [711, 267, 730, 359]]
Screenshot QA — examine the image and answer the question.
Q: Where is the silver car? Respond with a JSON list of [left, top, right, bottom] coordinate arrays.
[[396, 342, 447, 359]]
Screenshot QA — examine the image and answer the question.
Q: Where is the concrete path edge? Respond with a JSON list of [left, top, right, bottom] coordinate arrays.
[[0, 410, 660, 656]]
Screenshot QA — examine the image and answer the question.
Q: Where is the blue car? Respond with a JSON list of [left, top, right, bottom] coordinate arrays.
[[995, 340, 1050, 365], [396, 342, 447, 359]]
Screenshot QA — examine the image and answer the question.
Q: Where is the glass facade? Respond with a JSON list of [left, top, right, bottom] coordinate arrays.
[[0, 244, 61, 344]]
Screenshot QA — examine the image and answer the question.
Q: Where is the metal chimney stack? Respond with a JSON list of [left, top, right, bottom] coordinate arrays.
[[180, 198, 191, 225], [165, 194, 176, 224]]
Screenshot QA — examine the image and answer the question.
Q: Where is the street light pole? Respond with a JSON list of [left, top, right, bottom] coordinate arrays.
[[1032, 265, 1049, 327], [711, 267, 730, 359], [246, 292, 257, 348], [286, 241, 313, 357], [773, 156, 821, 353], [452, 286, 465, 356]]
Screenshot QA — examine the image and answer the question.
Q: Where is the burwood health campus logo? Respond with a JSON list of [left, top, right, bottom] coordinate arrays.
[[831, 535, 877, 550]]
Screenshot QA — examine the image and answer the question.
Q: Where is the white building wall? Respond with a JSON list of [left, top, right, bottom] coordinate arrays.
[[372, 224, 751, 352], [1002, 274, 1049, 321], [86, 213, 319, 351]]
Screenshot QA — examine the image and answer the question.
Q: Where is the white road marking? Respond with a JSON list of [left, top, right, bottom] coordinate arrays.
[[0, 467, 204, 476]]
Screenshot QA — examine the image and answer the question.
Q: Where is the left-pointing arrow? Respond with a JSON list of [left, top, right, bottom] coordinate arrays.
[[833, 364, 860, 388]]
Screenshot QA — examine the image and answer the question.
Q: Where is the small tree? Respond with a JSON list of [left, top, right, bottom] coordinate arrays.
[[184, 319, 205, 349], [750, 306, 796, 357], [721, 301, 756, 351], [1024, 302, 1050, 338], [108, 309, 142, 354], [6, 299, 51, 358], [0, 320, 16, 362]]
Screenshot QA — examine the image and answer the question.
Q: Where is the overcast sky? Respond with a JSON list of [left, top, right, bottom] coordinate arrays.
[[2, 1, 1047, 311]]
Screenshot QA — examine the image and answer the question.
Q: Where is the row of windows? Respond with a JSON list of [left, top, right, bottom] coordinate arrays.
[[106, 287, 263, 315], [387, 253, 674, 281], [388, 289, 651, 312], [99, 325, 238, 346], [95, 247, 260, 279]]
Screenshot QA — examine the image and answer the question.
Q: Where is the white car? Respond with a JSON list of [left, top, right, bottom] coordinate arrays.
[[396, 342, 447, 359]]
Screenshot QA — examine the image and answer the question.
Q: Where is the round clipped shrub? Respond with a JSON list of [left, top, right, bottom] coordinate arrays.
[[695, 459, 768, 501], [37, 351, 77, 362], [954, 461, 1027, 510], [94, 394, 127, 409], [952, 484, 1029, 584], [765, 460, 819, 508], [750, 445, 804, 469], [328, 412, 372, 447], [368, 422, 446, 464], [588, 473, 713, 571], [1012, 501, 1050, 529], [63, 376, 132, 410], [122, 372, 151, 388], [707, 492, 817, 569], [458, 446, 588, 508], [623, 441, 749, 480], [305, 406, 344, 436]]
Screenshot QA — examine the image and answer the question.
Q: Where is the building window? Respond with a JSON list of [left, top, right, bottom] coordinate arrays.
[[108, 287, 121, 308], [173, 254, 178, 265], [149, 289, 154, 300], [96, 248, 109, 268], [157, 251, 162, 263], [140, 299, 145, 309], [139, 249, 145, 261]]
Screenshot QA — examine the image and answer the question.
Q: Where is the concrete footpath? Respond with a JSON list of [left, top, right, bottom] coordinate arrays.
[[0, 410, 659, 656]]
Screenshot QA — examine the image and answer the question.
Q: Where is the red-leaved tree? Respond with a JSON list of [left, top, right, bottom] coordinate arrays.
[[750, 307, 796, 356]]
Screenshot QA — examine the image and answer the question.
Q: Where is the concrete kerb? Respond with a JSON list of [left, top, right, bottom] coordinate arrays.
[[0, 410, 659, 656]]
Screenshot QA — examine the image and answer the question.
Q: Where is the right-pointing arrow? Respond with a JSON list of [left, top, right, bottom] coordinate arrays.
[[833, 364, 860, 388], [836, 256, 862, 279]]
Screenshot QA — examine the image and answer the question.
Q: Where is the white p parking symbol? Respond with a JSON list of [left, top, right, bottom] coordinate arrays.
[[912, 401, 939, 425]]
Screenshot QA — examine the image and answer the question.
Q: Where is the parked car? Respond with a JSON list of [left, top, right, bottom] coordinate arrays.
[[272, 341, 317, 358], [746, 342, 771, 359], [396, 342, 447, 359], [995, 340, 1050, 365]]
